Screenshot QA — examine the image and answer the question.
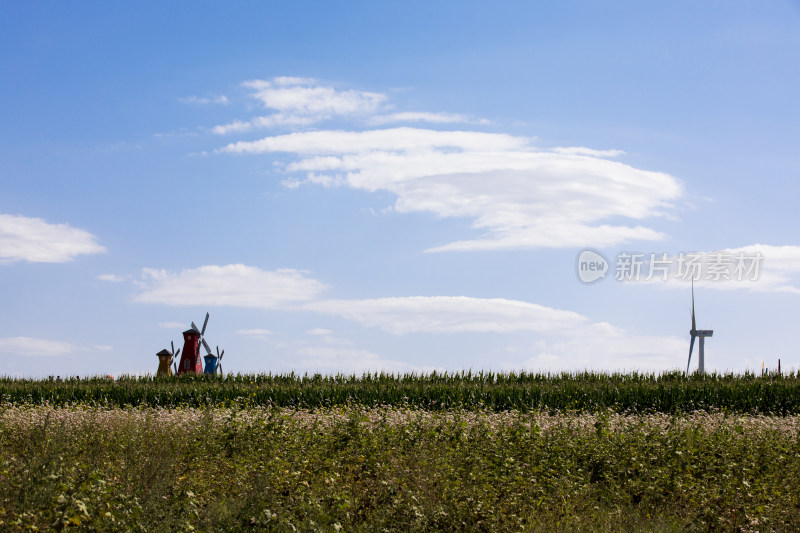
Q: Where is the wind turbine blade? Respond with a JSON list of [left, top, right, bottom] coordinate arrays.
[[687, 334, 696, 374], [219, 350, 224, 361], [175, 348, 180, 358], [171, 341, 175, 355], [216, 346, 220, 357], [202, 338, 212, 355], [201, 313, 209, 336], [691, 280, 697, 332]]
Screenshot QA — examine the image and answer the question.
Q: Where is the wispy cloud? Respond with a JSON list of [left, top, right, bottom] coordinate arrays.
[[0, 213, 106, 263], [551, 147, 625, 157], [212, 77, 387, 134], [720, 244, 800, 294], [236, 329, 273, 341], [304, 296, 685, 371], [221, 127, 524, 154], [134, 264, 327, 308], [368, 111, 488, 125], [211, 114, 317, 135], [296, 345, 414, 373], [519, 323, 686, 372], [220, 126, 680, 251], [211, 78, 492, 134], [304, 296, 588, 335], [130, 260, 687, 370], [205, 78, 683, 251], [237, 328, 273, 336], [0, 337, 75, 356], [98, 274, 127, 282], [180, 95, 229, 105], [243, 77, 386, 116]]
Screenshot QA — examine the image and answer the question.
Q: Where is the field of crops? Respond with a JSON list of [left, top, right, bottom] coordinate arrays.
[[3, 372, 800, 531], [2, 371, 799, 413]]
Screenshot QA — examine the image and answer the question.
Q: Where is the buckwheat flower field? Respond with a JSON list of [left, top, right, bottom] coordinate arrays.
[[2, 373, 800, 531]]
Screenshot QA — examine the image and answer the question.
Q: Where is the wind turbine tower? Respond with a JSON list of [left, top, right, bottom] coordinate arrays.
[[687, 282, 713, 374]]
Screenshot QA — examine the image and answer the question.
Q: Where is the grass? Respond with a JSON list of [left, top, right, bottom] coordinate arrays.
[[2, 372, 800, 531]]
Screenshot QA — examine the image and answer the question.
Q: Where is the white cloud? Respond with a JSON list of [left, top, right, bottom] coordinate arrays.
[[519, 323, 686, 372], [0, 337, 74, 356], [201, 78, 683, 251], [206, 78, 682, 252], [306, 328, 333, 335], [220, 127, 681, 250], [304, 296, 589, 335], [134, 264, 327, 308], [243, 77, 386, 116], [211, 78, 489, 134], [211, 114, 317, 135], [98, 274, 127, 282], [215, 110, 488, 135], [127, 258, 689, 370], [721, 244, 800, 294], [180, 95, 229, 105], [211, 120, 250, 135], [272, 76, 316, 86], [0, 213, 106, 263], [305, 296, 686, 371], [368, 111, 487, 125], [551, 147, 625, 157], [236, 328, 273, 340], [237, 328, 273, 336], [212, 77, 387, 134], [221, 127, 525, 155], [296, 345, 412, 373], [127, 259, 684, 367]]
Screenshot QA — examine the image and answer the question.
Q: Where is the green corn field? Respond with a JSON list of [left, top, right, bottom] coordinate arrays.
[[2, 370, 798, 413]]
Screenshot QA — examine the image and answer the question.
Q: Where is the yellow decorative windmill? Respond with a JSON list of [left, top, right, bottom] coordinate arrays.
[[156, 341, 180, 376]]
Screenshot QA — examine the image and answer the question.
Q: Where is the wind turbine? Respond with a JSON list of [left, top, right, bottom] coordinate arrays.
[[686, 281, 713, 374]]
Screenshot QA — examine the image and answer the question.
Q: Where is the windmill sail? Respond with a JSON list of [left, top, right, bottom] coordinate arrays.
[[216, 347, 225, 376], [687, 281, 697, 374]]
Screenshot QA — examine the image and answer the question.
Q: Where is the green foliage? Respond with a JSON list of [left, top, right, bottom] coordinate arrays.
[[1, 405, 799, 531], [1, 370, 799, 413], [3, 373, 800, 530]]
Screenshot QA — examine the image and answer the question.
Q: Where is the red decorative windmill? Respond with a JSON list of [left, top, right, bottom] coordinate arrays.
[[177, 313, 212, 375]]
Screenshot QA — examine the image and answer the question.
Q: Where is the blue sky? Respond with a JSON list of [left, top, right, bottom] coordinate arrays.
[[2, 1, 800, 377]]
